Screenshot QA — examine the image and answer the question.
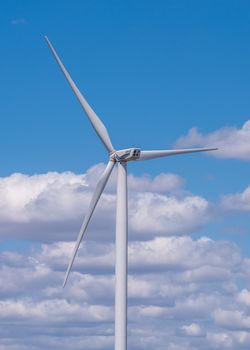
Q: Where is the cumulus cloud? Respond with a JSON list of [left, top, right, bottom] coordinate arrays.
[[128, 172, 184, 193], [1, 168, 250, 349], [213, 308, 250, 330], [237, 289, 250, 306], [130, 193, 210, 237], [0, 167, 210, 242], [85, 163, 184, 194], [180, 323, 204, 337], [206, 331, 234, 349], [175, 120, 250, 161], [221, 185, 250, 212], [0, 234, 249, 349]]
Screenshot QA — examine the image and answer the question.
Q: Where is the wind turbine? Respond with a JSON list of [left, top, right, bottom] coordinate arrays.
[[45, 36, 217, 350]]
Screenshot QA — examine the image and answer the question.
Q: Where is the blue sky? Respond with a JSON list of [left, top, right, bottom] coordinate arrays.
[[1, 1, 250, 349], [1, 1, 250, 195]]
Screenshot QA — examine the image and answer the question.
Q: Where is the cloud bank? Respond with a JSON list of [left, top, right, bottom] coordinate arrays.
[[175, 120, 250, 161], [0, 166, 210, 242], [0, 236, 250, 350], [221, 185, 250, 212], [0, 166, 250, 349]]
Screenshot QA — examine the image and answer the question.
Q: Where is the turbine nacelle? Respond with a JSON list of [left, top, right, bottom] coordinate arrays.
[[112, 148, 141, 162]]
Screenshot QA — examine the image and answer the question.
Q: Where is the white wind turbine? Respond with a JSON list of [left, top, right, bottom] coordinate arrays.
[[45, 37, 217, 350]]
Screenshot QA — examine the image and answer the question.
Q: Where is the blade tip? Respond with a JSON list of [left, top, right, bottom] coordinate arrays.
[[62, 278, 67, 288], [44, 36, 51, 46], [63, 269, 70, 288]]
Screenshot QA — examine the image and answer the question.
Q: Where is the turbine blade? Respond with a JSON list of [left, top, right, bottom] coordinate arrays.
[[63, 160, 115, 287], [45, 36, 115, 153], [138, 147, 218, 161]]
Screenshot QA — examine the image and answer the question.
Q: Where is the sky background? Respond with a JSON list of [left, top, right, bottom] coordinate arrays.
[[1, 1, 250, 349]]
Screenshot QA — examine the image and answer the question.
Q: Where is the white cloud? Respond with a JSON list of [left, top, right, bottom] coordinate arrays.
[[0, 298, 112, 323], [175, 120, 250, 161], [128, 172, 184, 193], [129, 236, 241, 273], [1, 168, 250, 349], [85, 163, 183, 193], [0, 167, 210, 242], [233, 331, 250, 346], [213, 308, 250, 330], [221, 185, 250, 212], [206, 331, 234, 348], [0, 171, 87, 222], [237, 289, 250, 306], [130, 192, 210, 236], [180, 323, 204, 337], [0, 233, 249, 349]]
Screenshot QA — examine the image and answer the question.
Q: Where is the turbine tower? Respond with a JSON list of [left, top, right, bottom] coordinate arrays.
[[45, 37, 217, 350]]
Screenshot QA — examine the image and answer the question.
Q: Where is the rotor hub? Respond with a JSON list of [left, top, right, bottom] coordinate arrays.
[[110, 148, 141, 162]]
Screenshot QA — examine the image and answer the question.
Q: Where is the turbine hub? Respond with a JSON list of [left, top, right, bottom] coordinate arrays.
[[110, 148, 141, 162]]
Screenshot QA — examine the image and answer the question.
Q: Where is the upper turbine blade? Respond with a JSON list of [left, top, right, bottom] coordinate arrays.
[[139, 147, 218, 161], [45, 36, 115, 153], [63, 160, 115, 287]]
